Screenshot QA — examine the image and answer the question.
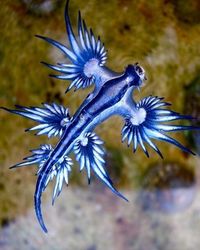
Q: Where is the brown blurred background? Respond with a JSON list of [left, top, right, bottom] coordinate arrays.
[[0, 0, 200, 249]]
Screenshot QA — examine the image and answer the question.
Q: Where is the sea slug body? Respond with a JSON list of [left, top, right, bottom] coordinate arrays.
[[2, 0, 199, 233]]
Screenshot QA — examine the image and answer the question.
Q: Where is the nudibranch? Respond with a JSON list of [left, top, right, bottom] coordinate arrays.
[[2, 0, 199, 232]]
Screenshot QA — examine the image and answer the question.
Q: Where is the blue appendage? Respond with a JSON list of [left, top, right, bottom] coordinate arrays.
[[36, 0, 107, 92], [2, 103, 71, 137], [121, 96, 197, 158]]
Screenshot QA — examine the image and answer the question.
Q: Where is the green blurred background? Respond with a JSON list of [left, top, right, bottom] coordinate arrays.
[[0, 0, 200, 249]]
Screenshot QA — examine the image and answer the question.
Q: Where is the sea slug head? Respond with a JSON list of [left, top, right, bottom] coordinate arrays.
[[125, 63, 146, 89]]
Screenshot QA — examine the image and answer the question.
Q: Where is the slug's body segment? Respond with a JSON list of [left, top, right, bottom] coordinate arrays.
[[2, 0, 199, 233]]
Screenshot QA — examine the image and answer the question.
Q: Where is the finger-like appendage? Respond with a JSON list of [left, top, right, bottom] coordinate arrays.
[[121, 96, 199, 156], [74, 132, 128, 201], [1, 103, 71, 138], [37, 0, 108, 92], [10, 144, 53, 169]]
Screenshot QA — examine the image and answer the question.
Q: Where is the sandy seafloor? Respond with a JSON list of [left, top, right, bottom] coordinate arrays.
[[0, 164, 200, 250]]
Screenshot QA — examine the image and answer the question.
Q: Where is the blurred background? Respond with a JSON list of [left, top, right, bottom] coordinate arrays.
[[0, 0, 200, 249]]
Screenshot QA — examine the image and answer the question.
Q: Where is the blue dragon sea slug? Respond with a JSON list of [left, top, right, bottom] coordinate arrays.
[[2, 0, 199, 233]]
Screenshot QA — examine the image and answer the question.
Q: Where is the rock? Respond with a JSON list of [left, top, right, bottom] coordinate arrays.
[[184, 76, 200, 154], [138, 163, 196, 213], [21, 0, 61, 16], [170, 0, 200, 24]]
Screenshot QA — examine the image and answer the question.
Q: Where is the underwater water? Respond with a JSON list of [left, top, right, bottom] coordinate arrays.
[[0, 0, 200, 249]]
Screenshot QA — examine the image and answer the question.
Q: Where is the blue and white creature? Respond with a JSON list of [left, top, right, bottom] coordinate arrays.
[[2, 0, 199, 232]]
